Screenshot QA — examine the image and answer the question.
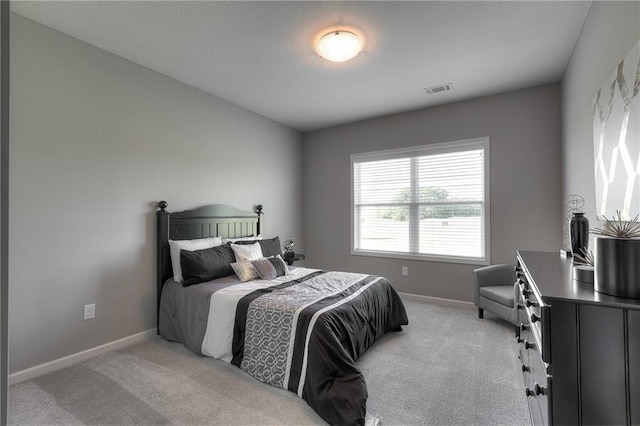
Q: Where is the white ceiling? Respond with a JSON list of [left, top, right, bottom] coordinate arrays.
[[11, 1, 592, 132]]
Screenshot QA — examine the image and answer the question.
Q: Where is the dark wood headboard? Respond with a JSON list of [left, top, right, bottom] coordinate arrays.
[[156, 201, 262, 328]]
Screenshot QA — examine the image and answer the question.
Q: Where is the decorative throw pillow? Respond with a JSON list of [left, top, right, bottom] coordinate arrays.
[[169, 236, 223, 283], [252, 255, 288, 280], [180, 244, 235, 286], [230, 242, 263, 262], [234, 236, 282, 258], [231, 261, 261, 282]]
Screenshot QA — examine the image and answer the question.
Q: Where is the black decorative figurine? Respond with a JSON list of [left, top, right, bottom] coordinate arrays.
[[570, 212, 589, 255]]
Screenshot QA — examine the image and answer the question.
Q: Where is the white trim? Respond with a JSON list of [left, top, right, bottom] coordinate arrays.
[[484, 138, 491, 265], [398, 292, 475, 311], [351, 250, 489, 266], [8, 328, 156, 385], [351, 137, 489, 162]]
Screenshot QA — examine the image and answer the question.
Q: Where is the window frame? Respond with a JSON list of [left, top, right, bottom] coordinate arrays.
[[350, 137, 490, 265]]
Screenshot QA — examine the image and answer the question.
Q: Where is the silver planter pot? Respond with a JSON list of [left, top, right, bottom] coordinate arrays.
[[595, 236, 640, 299]]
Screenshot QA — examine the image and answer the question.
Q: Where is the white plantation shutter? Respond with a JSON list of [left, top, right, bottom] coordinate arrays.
[[351, 137, 490, 264]]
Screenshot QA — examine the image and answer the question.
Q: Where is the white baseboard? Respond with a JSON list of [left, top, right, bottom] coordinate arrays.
[[399, 292, 475, 311], [9, 328, 157, 385]]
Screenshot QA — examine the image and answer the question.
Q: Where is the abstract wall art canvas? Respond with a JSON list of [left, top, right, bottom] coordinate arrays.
[[593, 39, 640, 220]]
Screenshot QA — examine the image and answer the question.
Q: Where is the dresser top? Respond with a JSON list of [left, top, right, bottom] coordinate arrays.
[[517, 250, 640, 309]]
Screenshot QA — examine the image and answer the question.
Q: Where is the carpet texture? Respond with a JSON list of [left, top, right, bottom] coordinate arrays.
[[9, 299, 529, 425]]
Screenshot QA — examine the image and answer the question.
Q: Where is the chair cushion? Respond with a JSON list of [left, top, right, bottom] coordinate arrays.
[[479, 285, 514, 307]]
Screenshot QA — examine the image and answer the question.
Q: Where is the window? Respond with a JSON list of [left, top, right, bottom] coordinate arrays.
[[351, 137, 489, 264]]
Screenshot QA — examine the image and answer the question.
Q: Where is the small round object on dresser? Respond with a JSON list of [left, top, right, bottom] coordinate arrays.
[[158, 200, 168, 212]]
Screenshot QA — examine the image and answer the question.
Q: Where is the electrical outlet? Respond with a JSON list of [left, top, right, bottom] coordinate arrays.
[[402, 266, 408, 276], [84, 304, 95, 320]]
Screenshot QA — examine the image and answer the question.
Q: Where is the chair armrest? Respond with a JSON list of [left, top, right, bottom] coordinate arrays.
[[513, 281, 522, 310], [473, 264, 515, 291]]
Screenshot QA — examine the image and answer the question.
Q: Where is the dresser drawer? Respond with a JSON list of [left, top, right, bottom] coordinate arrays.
[[525, 348, 550, 425], [518, 302, 550, 426], [516, 260, 551, 363]]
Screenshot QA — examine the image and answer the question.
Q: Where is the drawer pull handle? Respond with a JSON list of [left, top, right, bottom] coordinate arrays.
[[516, 303, 524, 310], [531, 313, 541, 323], [525, 388, 535, 397], [521, 364, 530, 373], [525, 299, 538, 308], [522, 288, 532, 297], [517, 337, 525, 344], [519, 323, 529, 332], [534, 383, 547, 396], [524, 340, 536, 350]]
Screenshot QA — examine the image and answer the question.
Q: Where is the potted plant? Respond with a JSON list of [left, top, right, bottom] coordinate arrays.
[[592, 211, 640, 298], [283, 238, 295, 261]]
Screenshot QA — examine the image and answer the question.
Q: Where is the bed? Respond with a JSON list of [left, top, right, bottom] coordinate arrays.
[[156, 201, 408, 426]]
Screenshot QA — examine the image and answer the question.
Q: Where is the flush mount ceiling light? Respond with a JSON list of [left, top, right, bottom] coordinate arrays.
[[316, 30, 363, 62]]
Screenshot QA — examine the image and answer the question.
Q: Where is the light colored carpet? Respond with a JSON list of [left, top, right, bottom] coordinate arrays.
[[9, 299, 529, 425]]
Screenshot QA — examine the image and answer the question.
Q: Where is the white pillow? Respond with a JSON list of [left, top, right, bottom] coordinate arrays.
[[222, 235, 262, 244], [230, 242, 263, 262], [169, 236, 223, 283]]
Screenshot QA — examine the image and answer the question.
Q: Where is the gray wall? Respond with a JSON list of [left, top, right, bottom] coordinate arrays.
[[302, 84, 562, 302], [9, 15, 303, 373], [0, 2, 9, 421], [562, 2, 640, 240]]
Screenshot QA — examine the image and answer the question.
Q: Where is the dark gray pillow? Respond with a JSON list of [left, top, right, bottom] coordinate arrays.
[[180, 243, 235, 286], [234, 236, 281, 258]]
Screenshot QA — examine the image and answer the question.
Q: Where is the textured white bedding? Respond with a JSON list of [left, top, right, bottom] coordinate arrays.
[[200, 267, 319, 362]]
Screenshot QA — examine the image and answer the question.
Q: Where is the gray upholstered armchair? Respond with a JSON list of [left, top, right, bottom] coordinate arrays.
[[473, 264, 519, 325]]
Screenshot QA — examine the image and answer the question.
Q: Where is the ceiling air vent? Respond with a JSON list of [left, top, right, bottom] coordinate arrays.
[[424, 83, 453, 95]]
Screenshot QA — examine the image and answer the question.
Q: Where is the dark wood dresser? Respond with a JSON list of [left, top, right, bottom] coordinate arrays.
[[516, 250, 640, 425]]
